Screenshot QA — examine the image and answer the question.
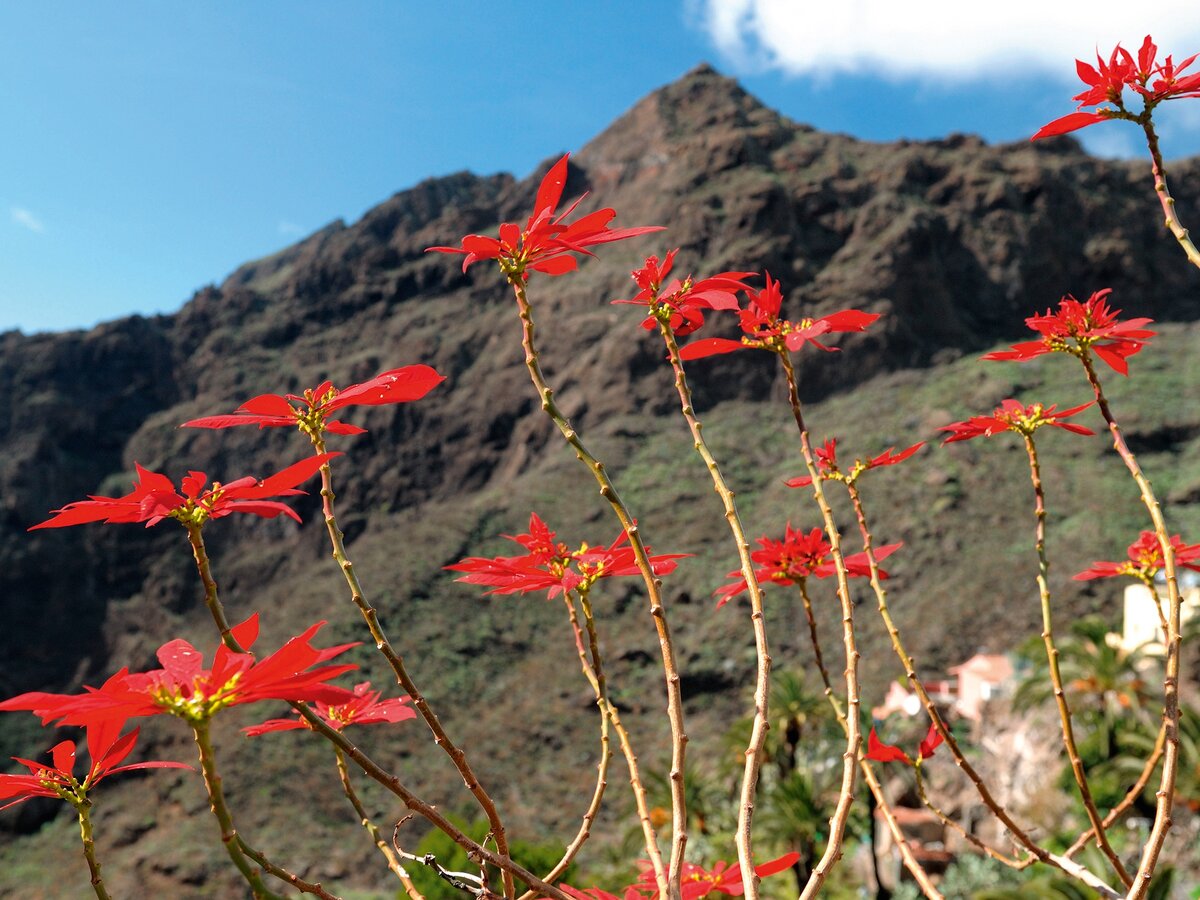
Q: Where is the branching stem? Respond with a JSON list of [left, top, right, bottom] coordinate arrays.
[[335, 747, 425, 900], [777, 352, 860, 899], [1079, 355, 1182, 900], [74, 800, 114, 900], [1140, 116, 1200, 270], [659, 323, 770, 899], [1022, 433, 1131, 886], [795, 581, 943, 898], [510, 277, 685, 900], [312, 438, 515, 899]]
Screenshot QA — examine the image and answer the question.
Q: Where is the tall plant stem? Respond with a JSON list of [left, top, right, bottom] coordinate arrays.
[[1022, 433, 1131, 886], [511, 278, 686, 900], [796, 581, 943, 898], [335, 747, 425, 900], [844, 480, 1089, 883], [659, 324, 770, 898], [1140, 117, 1200, 270], [74, 800, 113, 900], [777, 352, 859, 899], [235, 838, 343, 900], [181, 514, 554, 899], [1065, 723, 1167, 860], [512, 592, 616, 900], [287, 701, 576, 900], [186, 524, 240, 651], [191, 719, 287, 900], [842, 481, 1120, 896], [312, 438, 515, 900], [912, 765, 1027, 869], [1078, 355, 1182, 900], [551, 590, 665, 895]]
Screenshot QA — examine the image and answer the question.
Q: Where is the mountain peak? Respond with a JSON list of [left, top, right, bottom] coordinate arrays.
[[576, 62, 794, 195]]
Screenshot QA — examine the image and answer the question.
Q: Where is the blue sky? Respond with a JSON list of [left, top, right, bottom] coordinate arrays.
[[3, 2, 1199, 334]]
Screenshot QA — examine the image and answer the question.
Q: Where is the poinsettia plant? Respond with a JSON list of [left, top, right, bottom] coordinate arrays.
[[3, 32, 1198, 900]]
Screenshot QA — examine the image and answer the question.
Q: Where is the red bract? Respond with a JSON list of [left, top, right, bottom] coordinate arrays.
[[613, 250, 755, 337], [784, 437, 924, 488], [982, 289, 1155, 375], [678, 273, 878, 360], [29, 453, 339, 531], [244, 681, 415, 736], [939, 400, 1095, 444], [183, 365, 445, 438], [1075, 530, 1200, 581], [426, 154, 662, 280], [1033, 36, 1200, 139], [624, 852, 800, 900], [0, 723, 189, 812], [714, 523, 900, 607], [0, 615, 359, 728], [865, 722, 943, 766], [447, 513, 688, 598]]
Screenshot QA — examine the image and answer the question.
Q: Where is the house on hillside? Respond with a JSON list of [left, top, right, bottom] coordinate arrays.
[[1120, 572, 1200, 654], [871, 653, 1014, 723]]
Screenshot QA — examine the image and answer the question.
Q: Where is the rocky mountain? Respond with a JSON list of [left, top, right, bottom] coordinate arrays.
[[0, 64, 1197, 896]]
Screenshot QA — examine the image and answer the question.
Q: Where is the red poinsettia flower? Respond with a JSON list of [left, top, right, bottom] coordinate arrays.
[[244, 681, 415, 736], [1033, 36, 1200, 140], [0, 615, 358, 729], [623, 851, 800, 900], [784, 437, 924, 488], [1075, 530, 1200, 581], [982, 289, 1155, 375], [447, 513, 688, 598], [28, 453, 338, 531], [865, 722, 943, 766], [678, 273, 879, 360], [613, 250, 756, 337], [183, 365, 444, 438], [939, 400, 1094, 444], [714, 523, 901, 607], [0, 722, 189, 812], [427, 154, 662, 280]]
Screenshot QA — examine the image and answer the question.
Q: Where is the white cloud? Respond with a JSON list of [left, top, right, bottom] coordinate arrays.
[[10, 206, 45, 233], [277, 219, 304, 236], [692, 2, 1200, 81]]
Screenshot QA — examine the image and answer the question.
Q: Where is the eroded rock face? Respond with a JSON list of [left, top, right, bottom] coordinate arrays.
[[1, 63, 1196, 894]]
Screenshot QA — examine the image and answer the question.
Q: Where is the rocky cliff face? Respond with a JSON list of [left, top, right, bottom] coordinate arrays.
[[1, 65, 1197, 895]]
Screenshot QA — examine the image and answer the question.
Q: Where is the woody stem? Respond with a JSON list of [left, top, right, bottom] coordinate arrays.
[[513, 591, 614, 900], [579, 589, 661, 876], [777, 351, 859, 899], [185, 524, 241, 652], [234, 839, 342, 900], [311, 438, 515, 900], [912, 764, 1027, 869], [1139, 116, 1200, 270], [1078, 354, 1182, 900], [335, 747, 425, 900], [796, 582, 943, 898], [659, 323, 770, 900], [191, 719, 286, 900], [1022, 433, 1130, 886], [74, 799, 113, 900], [511, 277, 684, 900], [1065, 722, 1166, 860], [287, 702, 575, 900], [844, 480, 1069, 872], [796, 581, 838, 716]]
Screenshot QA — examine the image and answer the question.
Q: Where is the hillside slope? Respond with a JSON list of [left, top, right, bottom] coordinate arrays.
[[0, 65, 1197, 896]]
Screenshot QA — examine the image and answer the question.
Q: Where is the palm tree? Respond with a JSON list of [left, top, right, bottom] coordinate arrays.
[[1015, 616, 1160, 756]]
